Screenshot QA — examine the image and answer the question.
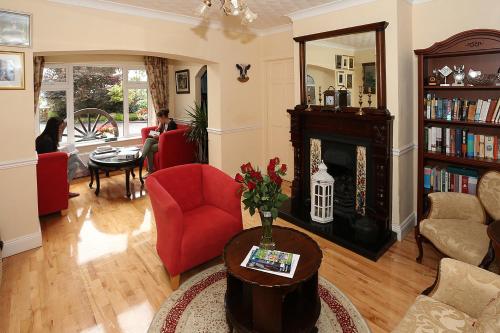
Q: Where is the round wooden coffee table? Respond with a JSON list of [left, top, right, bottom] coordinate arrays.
[[487, 220, 500, 267], [88, 149, 143, 197], [223, 226, 323, 333]]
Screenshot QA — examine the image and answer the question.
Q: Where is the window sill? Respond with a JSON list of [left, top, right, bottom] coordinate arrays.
[[75, 136, 143, 153]]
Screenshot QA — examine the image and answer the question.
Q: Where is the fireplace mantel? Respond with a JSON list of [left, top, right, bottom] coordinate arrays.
[[279, 108, 396, 260]]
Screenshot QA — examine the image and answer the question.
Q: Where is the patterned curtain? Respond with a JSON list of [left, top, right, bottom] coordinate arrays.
[[33, 56, 45, 114], [144, 56, 169, 112]]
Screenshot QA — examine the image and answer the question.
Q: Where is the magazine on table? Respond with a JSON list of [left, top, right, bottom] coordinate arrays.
[[240, 246, 300, 279]]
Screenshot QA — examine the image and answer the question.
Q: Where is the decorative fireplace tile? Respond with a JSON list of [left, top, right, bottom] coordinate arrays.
[[356, 146, 367, 215], [310, 138, 322, 177]]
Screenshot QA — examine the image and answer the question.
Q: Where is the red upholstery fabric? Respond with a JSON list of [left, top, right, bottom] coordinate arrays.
[[146, 164, 243, 276], [37, 152, 69, 216], [141, 124, 196, 171]]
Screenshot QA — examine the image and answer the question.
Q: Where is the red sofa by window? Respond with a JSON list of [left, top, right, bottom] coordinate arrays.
[[141, 124, 196, 171], [146, 164, 242, 290], [37, 152, 69, 216]]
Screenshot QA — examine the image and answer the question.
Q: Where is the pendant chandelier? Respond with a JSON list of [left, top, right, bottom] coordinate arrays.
[[195, 0, 258, 25]]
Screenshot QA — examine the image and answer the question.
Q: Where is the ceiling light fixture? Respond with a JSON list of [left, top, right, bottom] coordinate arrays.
[[194, 0, 258, 25]]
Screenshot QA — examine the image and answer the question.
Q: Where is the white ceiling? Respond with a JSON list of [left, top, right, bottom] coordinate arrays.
[[94, 0, 337, 29]]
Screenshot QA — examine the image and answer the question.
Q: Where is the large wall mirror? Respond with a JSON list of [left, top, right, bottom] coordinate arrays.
[[295, 22, 388, 111]]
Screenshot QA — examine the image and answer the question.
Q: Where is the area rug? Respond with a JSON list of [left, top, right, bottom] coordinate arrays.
[[148, 264, 371, 333]]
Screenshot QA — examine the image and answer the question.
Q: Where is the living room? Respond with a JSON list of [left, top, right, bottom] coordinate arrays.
[[0, 0, 499, 332]]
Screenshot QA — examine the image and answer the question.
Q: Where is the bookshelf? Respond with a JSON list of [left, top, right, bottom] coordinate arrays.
[[415, 29, 500, 222]]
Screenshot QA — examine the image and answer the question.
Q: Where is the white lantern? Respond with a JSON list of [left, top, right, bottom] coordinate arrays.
[[310, 161, 334, 223]]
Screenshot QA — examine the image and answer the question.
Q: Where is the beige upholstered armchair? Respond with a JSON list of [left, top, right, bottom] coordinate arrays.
[[416, 171, 500, 267], [393, 258, 500, 332]]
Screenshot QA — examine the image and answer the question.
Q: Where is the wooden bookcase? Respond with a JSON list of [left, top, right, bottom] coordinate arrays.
[[415, 30, 500, 222]]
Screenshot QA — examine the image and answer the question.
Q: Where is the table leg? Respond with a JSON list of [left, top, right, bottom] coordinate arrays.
[[105, 171, 110, 177], [125, 169, 131, 198], [131, 168, 136, 178], [139, 162, 144, 186], [94, 167, 100, 196], [89, 166, 94, 188]]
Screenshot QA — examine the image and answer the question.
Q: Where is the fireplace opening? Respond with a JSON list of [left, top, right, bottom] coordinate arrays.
[[322, 142, 357, 221]]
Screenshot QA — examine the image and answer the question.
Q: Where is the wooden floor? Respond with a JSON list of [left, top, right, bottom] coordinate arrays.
[[0, 171, 442, 333]]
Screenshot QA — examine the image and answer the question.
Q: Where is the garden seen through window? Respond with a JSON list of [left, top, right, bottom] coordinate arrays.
[[38, 64, 150, 144]]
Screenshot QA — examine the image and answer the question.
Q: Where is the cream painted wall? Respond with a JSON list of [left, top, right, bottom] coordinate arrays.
[[0, 0, 263, 256], [168, 63, 205, 122], [353, 48, 377, 107]]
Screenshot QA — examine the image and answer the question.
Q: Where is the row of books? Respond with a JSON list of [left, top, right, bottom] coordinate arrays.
[[424, 127, 500, 160], [423, 95, 500, 123], [424, 166, 478, 195]]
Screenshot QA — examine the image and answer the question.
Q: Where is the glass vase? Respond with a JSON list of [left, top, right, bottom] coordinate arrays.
[[259, 210, 275, 250]]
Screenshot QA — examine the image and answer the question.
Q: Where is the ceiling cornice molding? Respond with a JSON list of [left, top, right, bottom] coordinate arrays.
[[405, 0, 433, 4], [286, 0, 376, 21], [309, 40, 355, 52], [50, 0, 291, 37], [50, 0, 206, 25], [256, 24, 293, 37]]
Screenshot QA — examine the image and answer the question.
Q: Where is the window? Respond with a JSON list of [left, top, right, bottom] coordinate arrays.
[[37, 63, 151, 145]]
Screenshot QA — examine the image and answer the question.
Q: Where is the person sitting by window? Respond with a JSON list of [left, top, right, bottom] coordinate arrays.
[[142, 108, 177, 175], [36, 117, 87, 198]]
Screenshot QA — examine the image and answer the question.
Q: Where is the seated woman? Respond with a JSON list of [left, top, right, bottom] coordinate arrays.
[[36, 117, 87, 198], [142, 108, 177, 175]]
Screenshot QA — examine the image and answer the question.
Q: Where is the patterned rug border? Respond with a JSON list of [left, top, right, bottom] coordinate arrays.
[[149, 264, 371, 333]]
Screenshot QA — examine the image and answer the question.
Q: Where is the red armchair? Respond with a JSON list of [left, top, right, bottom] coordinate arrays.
[[37, 152, 69, 216], [146, 164, 243, 289], [141, 124, 196, 171]]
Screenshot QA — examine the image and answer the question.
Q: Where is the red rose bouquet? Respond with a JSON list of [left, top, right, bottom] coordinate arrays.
[[235, 157, 288, 219]]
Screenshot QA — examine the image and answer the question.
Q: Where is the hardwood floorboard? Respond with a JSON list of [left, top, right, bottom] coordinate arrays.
[[0, 172, 442, 332]]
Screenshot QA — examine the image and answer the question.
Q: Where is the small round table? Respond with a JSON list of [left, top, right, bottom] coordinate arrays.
[[223, 226, 323, 333], [88, 150, 143, 198], [487, 220, 500, 267]]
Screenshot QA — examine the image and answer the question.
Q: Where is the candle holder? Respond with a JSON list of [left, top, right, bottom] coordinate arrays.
[[357, 85, 364, 115], [367, 87, 372, 107], [318, 86, 322, 105]]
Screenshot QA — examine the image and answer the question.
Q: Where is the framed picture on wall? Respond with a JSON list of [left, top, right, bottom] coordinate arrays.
[[336, 71, 345, 86], [346, 73, 353, 89], [362, 62, 376, 94], [0, 51, 25, 90], [341, 56, 349, 69], [0, 10, 31, 47], [175, 69, 190, 94], [335, 55, 342, 69], [348, 56, 354, 70]]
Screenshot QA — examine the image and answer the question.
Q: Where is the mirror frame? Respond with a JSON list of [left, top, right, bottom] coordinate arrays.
[[294, 21, 388, 110]]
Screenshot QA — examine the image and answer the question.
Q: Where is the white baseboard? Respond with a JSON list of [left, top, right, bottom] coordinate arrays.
[[392, 212, 416, 241], [2, 230, 42, 258]]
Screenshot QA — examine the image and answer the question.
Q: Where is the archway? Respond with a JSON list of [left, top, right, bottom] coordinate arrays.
[[195, 65, 208, 110]]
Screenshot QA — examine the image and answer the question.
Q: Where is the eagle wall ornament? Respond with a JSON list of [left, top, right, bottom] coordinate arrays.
[[236, 64, 251, 82]]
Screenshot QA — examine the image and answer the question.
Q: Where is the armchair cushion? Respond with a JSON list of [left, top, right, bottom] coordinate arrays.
[[427, 192, 486, 224], [392, 295, 475, 333], [181, 205, 242, 273], [431, 259, 500, 319], [475, 293, 500, 333], [477, 171, 500, 221], [420, 219, 489, 266]]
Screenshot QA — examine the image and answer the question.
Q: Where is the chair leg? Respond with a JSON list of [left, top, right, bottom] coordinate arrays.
[[416, 232, 424, 263], [170, 274, 180, 290]]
